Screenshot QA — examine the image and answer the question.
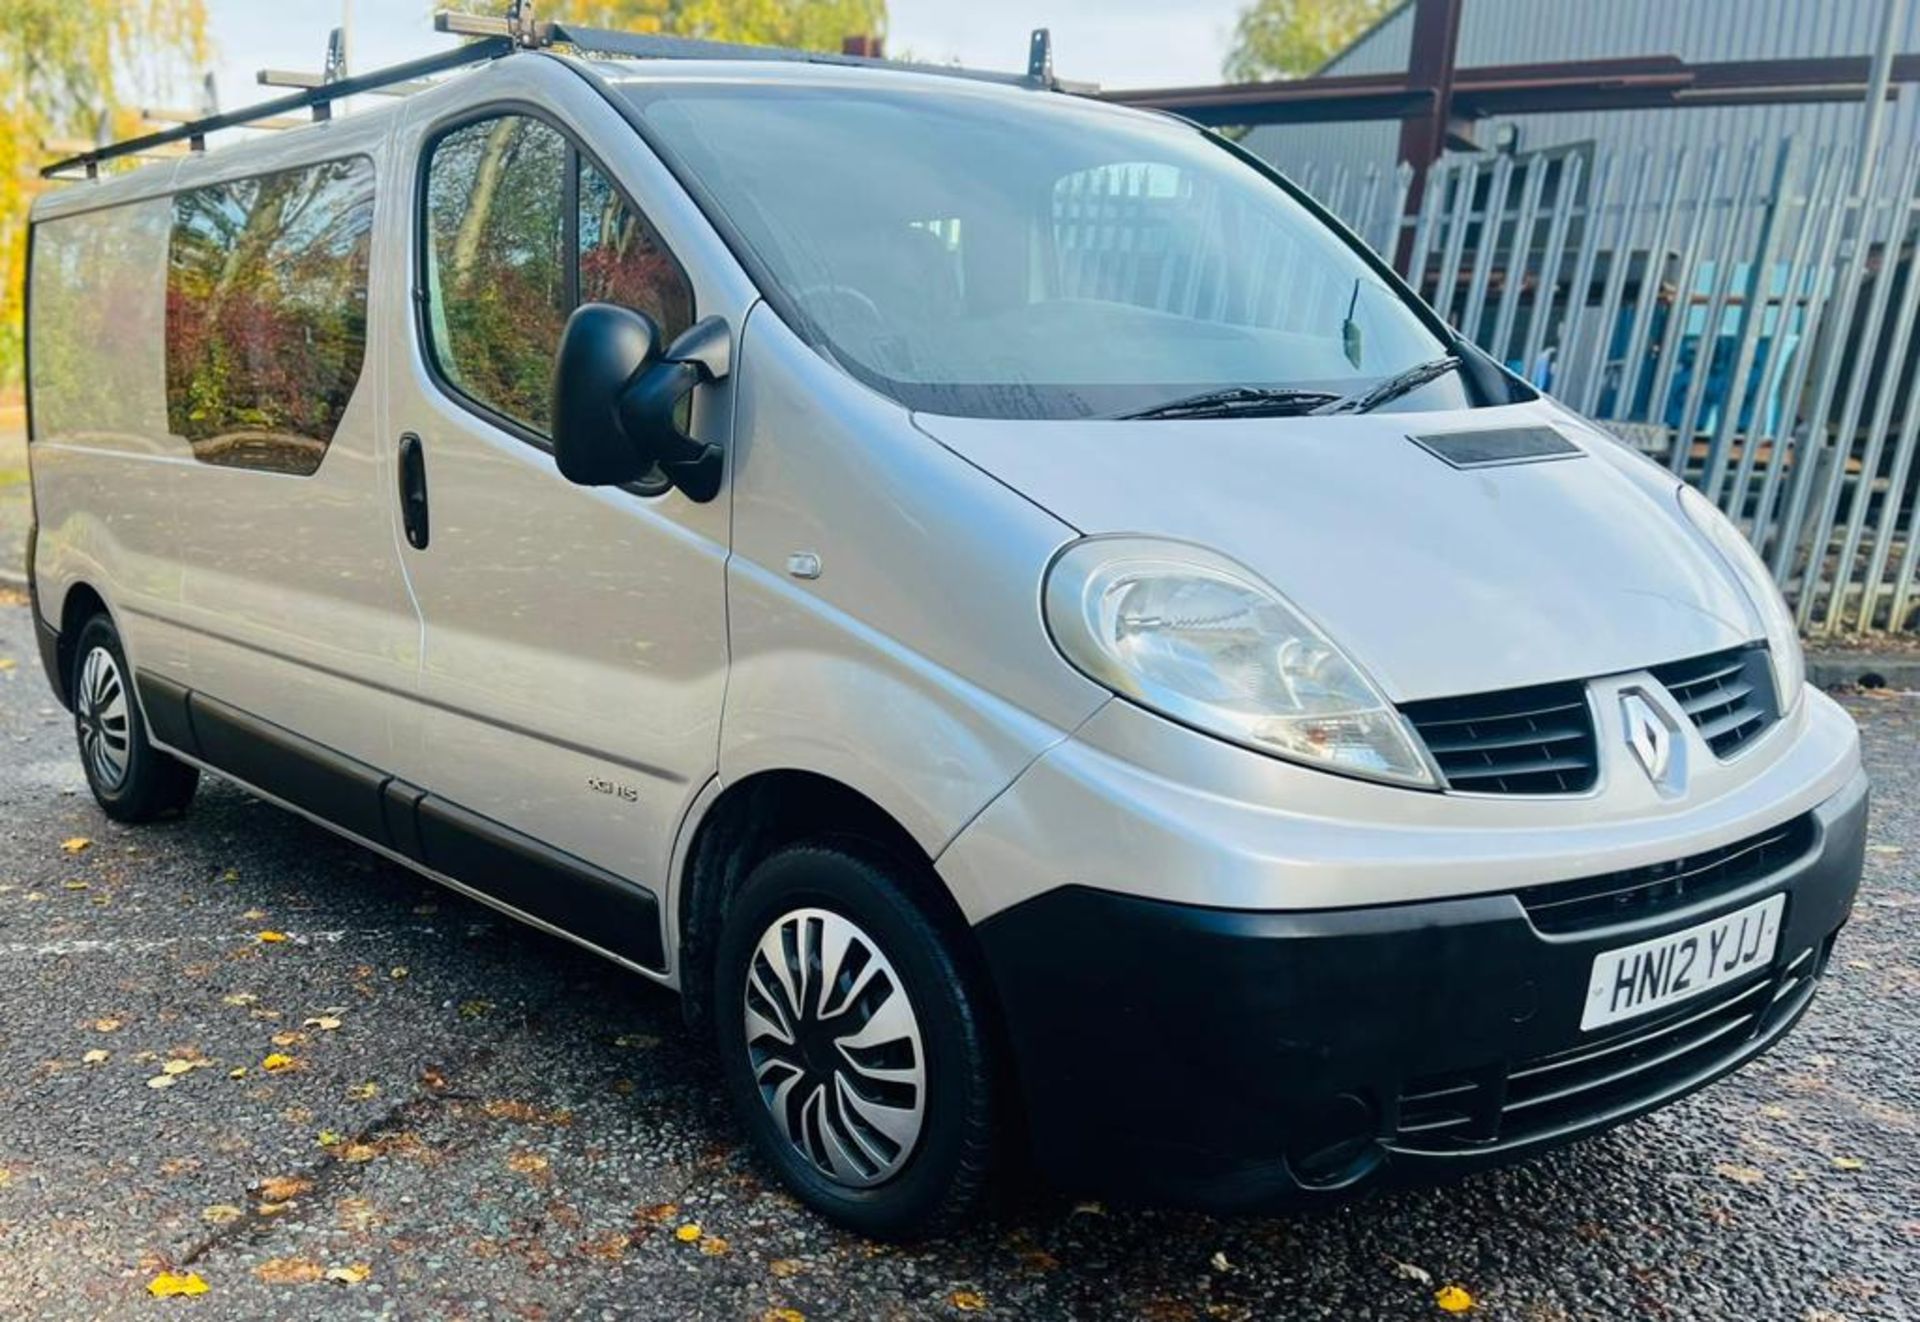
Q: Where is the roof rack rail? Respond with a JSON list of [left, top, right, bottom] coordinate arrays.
[[436, 5, 1091, 92], [41, 36, 512, 180], [43, 3, 1091, 181]]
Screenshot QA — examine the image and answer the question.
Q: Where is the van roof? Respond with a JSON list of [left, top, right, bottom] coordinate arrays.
[[34, 28, 1095, 219]]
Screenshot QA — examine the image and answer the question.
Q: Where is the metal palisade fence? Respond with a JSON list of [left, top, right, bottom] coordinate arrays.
[[1295, 142, 1920, 638]]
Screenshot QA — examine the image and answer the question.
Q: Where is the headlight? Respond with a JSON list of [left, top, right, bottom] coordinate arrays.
[[1677, 486, 1804, 714], [1043, 537, 1438, 787]]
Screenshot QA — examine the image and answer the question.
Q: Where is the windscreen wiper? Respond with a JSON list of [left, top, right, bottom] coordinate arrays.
[[1311, 355, 1462, 416], [1112, 385, 1344, 421]]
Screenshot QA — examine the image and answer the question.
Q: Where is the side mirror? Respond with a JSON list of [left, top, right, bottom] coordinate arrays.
[[551, 304, 729, 501]]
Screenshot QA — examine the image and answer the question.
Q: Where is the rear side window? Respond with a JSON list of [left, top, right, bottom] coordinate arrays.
[[421, 113, 691, 438], [165, 157, 375, 476]]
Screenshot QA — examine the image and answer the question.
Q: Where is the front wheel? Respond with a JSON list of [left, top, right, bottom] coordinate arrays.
[[70, 614, 198, 822], [713, 842, 998, 1238]]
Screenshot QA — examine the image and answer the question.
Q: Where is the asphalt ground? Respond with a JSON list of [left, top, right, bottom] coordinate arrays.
[[0, 597, 1915, 1320]]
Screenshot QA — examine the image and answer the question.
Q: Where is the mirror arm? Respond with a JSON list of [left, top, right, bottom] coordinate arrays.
[[616, 358, 724, 504]]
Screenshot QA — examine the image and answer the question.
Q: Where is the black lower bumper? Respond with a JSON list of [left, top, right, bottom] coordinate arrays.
[[975, 773, 1868, 1210], [25, 519, 67, 708]]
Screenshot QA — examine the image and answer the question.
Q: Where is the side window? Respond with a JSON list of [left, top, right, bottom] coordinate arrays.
[[422, 113, 693, 439], [165, 157, 375, 475], [578, 158, 691, 337]]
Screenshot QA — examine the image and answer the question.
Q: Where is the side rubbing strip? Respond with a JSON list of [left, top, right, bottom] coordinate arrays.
[[381, 778, 429, 863], [1409, 426, 1582, 469], [125, 673, 668, 975], [415, 796, 666, 971], [135, 673, 199, 757], [186, 692, 391, 845]]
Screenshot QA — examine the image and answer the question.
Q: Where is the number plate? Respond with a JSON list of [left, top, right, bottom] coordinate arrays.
[[1580, 893, 1785, 1031]]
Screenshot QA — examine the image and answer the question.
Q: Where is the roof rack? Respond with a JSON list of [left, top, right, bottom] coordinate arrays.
[[43, 2, 1089, 181], [435, 6, 1086, 92], [40, 36, 512, 179]]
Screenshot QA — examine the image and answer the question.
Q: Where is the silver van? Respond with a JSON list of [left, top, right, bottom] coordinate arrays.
[[24, 22, 1867, 1237]]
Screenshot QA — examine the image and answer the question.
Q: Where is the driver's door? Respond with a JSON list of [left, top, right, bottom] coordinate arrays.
[[379, 74, 738, 970]]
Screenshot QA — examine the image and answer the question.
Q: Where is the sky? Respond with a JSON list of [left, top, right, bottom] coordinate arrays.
[[195, 0, 1247, 117]]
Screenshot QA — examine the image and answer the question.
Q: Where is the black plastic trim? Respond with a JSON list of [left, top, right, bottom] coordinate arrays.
[[187, 690, 390, 845], [134, 673, 197, 756], [132, 673, 667, 973], [974, 773, 1866, 1209], [416, 795, 665, 970]]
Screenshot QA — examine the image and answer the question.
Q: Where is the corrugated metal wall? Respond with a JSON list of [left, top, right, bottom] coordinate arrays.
[[1246, 0, 1920, 180]]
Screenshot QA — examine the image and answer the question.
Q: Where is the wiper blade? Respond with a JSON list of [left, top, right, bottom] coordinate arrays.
[[1112, 385, 1343, 421], [1311, 355, 1462, 416]]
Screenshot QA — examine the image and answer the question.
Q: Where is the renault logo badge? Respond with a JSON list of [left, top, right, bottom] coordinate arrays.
[[1621, 692, 1673, 784]]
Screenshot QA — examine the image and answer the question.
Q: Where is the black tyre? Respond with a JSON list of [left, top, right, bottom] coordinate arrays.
[[70, 614, 198, 823], [713, 842, 997, 1239]]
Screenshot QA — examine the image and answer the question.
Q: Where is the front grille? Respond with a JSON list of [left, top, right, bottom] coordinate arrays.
[[1516, 814, 1815, 934], [1651, 645, 1778, 758], [1394, 943, 1824, 1154], [1400, 680, 1598, 795]]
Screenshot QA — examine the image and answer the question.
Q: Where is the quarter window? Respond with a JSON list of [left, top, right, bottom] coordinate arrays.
[[422, 113, 691, 438], [164, 157, 375, 475]]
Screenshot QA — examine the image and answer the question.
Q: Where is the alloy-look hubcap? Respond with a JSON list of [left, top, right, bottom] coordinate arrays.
[[77, 645, 132, 792], [742, 907, 926, 1188]]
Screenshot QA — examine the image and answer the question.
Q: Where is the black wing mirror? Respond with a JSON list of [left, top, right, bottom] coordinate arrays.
[[551, 304, 729, 501]]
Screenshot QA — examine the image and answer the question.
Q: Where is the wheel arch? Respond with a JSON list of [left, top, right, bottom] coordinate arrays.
[[49, 580, 112, 708], [675, 768, 975, 1032]]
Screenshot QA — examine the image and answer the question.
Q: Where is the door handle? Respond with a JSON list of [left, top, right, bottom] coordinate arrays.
[[398, 433, 430, 550]]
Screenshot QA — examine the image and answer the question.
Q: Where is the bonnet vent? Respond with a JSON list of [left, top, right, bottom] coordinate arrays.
[[1409, 426, 1583, 470]]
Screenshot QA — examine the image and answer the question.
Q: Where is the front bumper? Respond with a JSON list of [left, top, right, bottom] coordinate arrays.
[[974, 770, 1867, 1209]]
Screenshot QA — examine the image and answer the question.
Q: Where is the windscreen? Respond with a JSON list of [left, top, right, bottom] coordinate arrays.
[[623, 80, 1462, 419]]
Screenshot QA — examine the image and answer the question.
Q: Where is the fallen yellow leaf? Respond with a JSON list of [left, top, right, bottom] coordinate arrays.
[[147, 1074, 177, 1090], [0, 657, 15, 670], [255, 1257, 324, 1285], [60, 837, 91, 854], [507, 1151, 550, 1174], [1832, 1156, 1866, 1171], [82, 1049, 109, 1065], [769, 1259, 804, 1278], [261, 1053, 297, 1073], [674, 1222, 702, 1242], [161, 1059, 195, 1076], [92, 1017, 123, 1033], [950, 1290, 988, 1312], [147, 1271, 209, 1298], [340, 1143, 377, 1163], [304, 1016, 342, 1031], [256, 1175, 312, 1202], [201, 1204, 244, 1226], [700, 1235, 730, 1256], [270, 1031, 306, 1047], [1714, 1162, 1766, 1185], [316, 1131, 342, 1147], [1435, 1285, 1474, 1313], [764, 1310, 806, 1322], [324, 1264, 371, 1285], [257, 931, 288, 944], [347, 1082, 379, 1100]]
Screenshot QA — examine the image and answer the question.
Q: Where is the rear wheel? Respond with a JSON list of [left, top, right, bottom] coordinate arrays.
[[713, 842, 997, 1239], [70, 614, 198, 822]]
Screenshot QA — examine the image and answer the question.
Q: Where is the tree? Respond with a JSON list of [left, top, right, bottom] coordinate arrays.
[[1223, 0, 1396, 83], [1, 0, 210, 392], [445, 0, 887, 53]]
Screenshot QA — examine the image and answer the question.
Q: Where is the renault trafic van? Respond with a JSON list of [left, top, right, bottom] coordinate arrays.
[[24, 27, 1866, 1237]]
